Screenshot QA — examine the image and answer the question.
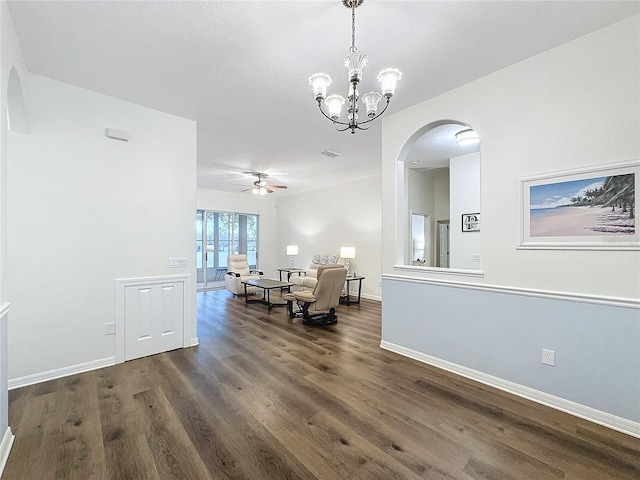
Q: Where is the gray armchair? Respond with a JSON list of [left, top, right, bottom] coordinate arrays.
[[224, 254, 263, 295], [284, 265, 347, 326]]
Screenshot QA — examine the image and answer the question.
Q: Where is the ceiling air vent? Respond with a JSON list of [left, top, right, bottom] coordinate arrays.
[[320, 149, 340, 158]]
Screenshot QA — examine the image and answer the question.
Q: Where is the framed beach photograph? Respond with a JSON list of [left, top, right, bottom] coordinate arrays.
[[518, 160, 639, 250]]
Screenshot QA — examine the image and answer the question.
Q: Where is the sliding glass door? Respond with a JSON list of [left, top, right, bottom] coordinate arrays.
[[196, 210, 259, 289]]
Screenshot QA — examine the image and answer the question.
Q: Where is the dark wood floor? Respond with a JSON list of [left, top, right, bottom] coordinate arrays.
[[3, 289, 639, 479]]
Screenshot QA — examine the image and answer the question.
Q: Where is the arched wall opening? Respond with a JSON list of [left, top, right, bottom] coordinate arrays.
[[396, 119, 481, 272]]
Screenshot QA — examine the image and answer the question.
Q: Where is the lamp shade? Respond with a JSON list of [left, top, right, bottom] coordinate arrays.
[[339, 246, 356, 259], [286, 245, 299, 256]]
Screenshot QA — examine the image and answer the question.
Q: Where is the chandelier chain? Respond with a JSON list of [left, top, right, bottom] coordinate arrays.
[[351, 2, 356, 52]]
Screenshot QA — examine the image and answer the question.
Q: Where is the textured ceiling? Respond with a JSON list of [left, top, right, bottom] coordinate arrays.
[[7, 1, 639, 196]]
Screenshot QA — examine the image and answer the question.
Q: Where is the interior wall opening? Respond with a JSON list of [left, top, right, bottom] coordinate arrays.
[[400, 120, 481, 271]]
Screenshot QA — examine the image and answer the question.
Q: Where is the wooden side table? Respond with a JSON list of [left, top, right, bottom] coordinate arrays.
[[341, 275, 364, 305], [277, 268, 305, 281]]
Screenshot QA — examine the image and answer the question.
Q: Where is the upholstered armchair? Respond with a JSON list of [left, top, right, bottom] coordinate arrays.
[[290, 254, 341, 293], [284, 264, 347, 326], [224, 254, 263, 296]]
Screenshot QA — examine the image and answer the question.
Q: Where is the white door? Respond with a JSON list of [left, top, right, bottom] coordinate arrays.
[[123, 281, 184, 361], [438, 222, 450, 268]]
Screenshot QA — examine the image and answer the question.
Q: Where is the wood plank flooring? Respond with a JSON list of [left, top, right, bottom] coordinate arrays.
[[3, 289, 639, 479]]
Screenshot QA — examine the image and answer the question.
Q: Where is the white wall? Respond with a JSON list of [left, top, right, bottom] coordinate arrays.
[[408, 168, 451, 266], [381, 16, 640, 432], [383, 15, 639, 297], [0, 0, 28, 457], [275, 176, 382, 299], [196, 188, 277, 278], [7, 73, 197, 380], [408, 169, 434, 264], [449, 153, 481, 270]]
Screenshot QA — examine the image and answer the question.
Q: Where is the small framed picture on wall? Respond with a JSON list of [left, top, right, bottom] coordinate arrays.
[[462, 213, 480, 232]]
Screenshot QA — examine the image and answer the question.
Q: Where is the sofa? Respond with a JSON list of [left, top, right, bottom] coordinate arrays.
[[290, 254, 341, 293]]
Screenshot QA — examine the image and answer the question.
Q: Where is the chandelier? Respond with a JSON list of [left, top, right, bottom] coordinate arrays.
[[308, 0, 402, 134]]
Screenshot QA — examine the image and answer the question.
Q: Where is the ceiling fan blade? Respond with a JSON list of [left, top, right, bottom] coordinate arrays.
[[266, 184, 287, 189], [265, 187, 274, 193], [240, 187, 253, 192]]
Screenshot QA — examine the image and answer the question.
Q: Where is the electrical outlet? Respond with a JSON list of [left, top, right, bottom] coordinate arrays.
[[105, 322, 115, 335], [542, 349, 555, 366], [471, 254, 480, 263]]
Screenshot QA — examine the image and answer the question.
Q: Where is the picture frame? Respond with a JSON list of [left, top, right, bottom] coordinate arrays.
[[518, 160, 639, 250], [462, 213, 480, 232]]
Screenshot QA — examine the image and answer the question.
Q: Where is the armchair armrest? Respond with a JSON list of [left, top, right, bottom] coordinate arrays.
[[226, 272, 241, 278], [250, 269, 264, 275]]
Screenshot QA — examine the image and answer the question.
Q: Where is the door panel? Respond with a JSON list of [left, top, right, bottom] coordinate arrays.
[[124, 282, 184, 361]]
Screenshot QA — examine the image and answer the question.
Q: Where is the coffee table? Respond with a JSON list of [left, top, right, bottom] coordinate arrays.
[[242, 278, 293, 309]]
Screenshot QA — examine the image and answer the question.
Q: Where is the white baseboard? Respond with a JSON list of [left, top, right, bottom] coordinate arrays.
[[189, 337, 199, 347], [380, 340, 640, 439], [361, 293, 382, 302], [8, 357, 116, 390], [0, 427, 14, 476]]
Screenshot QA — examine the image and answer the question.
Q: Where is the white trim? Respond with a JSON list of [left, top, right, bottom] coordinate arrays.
[[0, 427, 14, 477], [8, 357, 115, 390], [190, 337, 199, 347], [114, 274, 191, 286], [0, 303, 10, 319], [115, 274, 191, 364], [380, 341, 640, 439], [361, 293, 382, 302], [382, 273, 639, 309], [393, 264, 485, 278]]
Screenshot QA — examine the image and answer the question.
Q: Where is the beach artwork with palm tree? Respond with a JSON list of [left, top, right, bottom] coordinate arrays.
[[530, 173, 635, 237]]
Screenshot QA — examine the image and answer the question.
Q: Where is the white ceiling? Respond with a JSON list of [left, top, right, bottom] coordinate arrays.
[[7, 1, 639, 196]]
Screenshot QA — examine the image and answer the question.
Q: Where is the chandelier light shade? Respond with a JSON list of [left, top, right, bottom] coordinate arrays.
[[309, 73, 332, 101], [326, 95, 346, 120], [308, 0, 402, 134], [455, 128, 480, 146]]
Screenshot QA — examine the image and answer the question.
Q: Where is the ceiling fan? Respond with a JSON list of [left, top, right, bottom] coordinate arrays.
[[237, 172, 287, 195]]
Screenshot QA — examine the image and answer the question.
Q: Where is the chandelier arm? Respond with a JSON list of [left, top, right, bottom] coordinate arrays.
[[333, 123, 353, 133], [354, 122, 373, 131], [351, 97, 391, 127]]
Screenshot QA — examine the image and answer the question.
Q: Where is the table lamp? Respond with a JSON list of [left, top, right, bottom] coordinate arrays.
[[339, 246, 356, 276], [286, 245, 298, 267]]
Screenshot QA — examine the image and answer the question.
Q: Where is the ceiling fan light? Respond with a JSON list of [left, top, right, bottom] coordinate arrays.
[[344, 51, 368, 83], [325, 94, 345, 120], [378, 68, 402, 98], [251, 186, 259, 195], [361, 91, 382, 117], [309, 73, 332, 101], [455, 128, 480, 145]]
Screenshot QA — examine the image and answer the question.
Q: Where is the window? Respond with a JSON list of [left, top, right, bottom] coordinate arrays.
[[196, 210, 259, 288]]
